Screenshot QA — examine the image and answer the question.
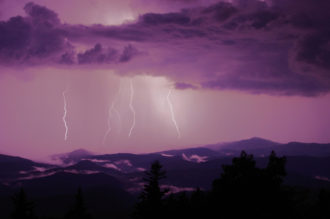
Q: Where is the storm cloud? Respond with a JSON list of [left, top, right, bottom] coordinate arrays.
[[0, 2, 68, 64], [1, 0, 330, 96]]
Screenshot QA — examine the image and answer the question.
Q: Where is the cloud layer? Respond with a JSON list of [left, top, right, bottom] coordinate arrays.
[[0, 0, 329, 96]]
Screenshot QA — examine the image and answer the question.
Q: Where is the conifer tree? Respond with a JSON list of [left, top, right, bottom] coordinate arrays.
[[134, 160, 168, 219], [11, 188, 36, 219], [65, 187, 92, 219]]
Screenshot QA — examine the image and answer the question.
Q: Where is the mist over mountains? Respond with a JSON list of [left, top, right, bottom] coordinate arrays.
[[1, 137, 330, 218]]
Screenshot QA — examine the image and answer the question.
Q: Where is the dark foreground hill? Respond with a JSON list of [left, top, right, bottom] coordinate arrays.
[[0, 172, 135, 219], [1, 138, 330, 218]]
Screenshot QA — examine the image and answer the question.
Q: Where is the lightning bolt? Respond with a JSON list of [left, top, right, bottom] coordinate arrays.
[[167, 89, 181, 138], [128, 79, 136, 137], [103, 102, 122, 144], [103, 82, 123, 144], [103, 102, 114, 144], [112, 106, 122, 132], [62, 88, 69, 141]]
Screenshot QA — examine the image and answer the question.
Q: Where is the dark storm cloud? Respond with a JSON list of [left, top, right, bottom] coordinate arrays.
[[24, 2, 60, 25], [77, 43, 118, 64], [296, 32, 330, 71], [202, 2, 237, 22], [202, 74, 330, 96], [175, 82, 198, 90], [89, 25, 151, 42], [0, 2, 140, 66], [141, 12, 191, 25], [59, 51, 75, 65], [164, 0, 198, 2], [0, 2, 69, 64], [1, 0, 330, 96], [119, 45, 139, 63], [223, 9, 279, 30], [76, 43, 139, 64]]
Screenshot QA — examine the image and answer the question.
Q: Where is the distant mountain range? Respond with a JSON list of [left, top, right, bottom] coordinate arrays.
[[50, 148, 94, 165], [0, 137, 330, 218], [205, 137, 330, 157]]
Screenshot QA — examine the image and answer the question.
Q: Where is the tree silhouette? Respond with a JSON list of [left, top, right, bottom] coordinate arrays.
[[212, 151, 289, 219], [318, 189, 330, 219], [65, 187, 92, 219], [11, 188, 36, 219], [190, 188, 207, 218], [266, 150, 287, 186], [133, 160, 168, 219]]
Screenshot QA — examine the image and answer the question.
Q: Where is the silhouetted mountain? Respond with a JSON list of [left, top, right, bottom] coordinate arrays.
[[160, 147, 219, 157], [0, 154, 54, 181], [50, 149, 93, 165], [205, 137, 330, 157], [89, 153, 162, 173], [276, 142, 330, 157], [1, 140, 330, 218], [63, 160, 127, 179], [16, 172, 122, 196], [205, 137, 280, 154], [66, 160, 112, 172], [1, 140, 330, 219], [1, 138, 330, 191], [158, 147, 221, 163]]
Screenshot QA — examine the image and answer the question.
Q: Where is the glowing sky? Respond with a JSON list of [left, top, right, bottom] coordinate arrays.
[[0, 0, 329, 159]]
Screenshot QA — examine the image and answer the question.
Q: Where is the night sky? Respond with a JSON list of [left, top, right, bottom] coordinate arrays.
[[0, 0, 329, 159]]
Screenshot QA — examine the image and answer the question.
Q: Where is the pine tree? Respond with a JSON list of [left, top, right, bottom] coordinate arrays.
[[134, 160, 168, 219], [266, 150, 287, 186], [65, 187, 92, 219], [11, 188, 36, 219]]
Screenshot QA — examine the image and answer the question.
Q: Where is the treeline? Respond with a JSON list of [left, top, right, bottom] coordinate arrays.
[[9, 151, 330, 219], [134, 151, 330, 219], [11, 187, 91, 219]]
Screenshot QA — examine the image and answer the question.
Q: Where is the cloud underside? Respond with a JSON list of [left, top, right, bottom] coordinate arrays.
[[0, 0, 329, 96]]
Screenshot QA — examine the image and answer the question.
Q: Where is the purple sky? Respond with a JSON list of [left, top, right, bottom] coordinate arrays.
[[0, 0, 329, 159]]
